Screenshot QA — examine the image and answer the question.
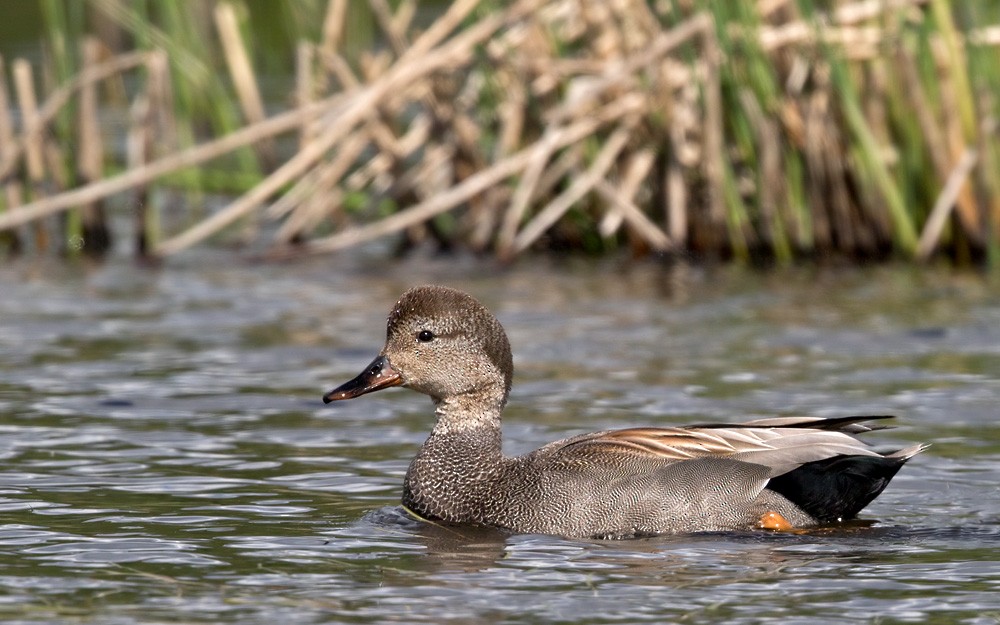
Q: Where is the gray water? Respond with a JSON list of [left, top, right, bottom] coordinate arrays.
[[1, 253, 998, 624]]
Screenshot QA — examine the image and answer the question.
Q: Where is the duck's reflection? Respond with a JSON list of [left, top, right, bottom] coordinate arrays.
[[360, 505, 916, 579]]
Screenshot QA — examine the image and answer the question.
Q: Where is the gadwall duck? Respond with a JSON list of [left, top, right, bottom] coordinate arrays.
[[324, 285, 926, 538]]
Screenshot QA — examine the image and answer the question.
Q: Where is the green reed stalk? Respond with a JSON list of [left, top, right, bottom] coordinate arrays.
[[41, 0, 83, 254], [24, 0, 1000, 263], [157, 1, 262, 188], [827, 53, 918, 254], [709, 0, 795, 262], [961, 4, 1000, 266], [783, 150, 811, 252], [930, 0, 977, 143]]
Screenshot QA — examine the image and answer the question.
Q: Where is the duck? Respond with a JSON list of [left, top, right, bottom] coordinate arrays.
[[323, 285, 926, 538]]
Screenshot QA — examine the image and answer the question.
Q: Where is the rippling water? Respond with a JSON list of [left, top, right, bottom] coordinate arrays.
[[1, 253, 998, 624]]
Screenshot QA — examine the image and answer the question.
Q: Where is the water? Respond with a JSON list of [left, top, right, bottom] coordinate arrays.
[[1, 253, 998, 624]]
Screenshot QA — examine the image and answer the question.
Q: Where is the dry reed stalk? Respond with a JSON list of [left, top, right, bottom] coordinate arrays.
[[394, 114, 433, 159], [269, 130, 371, 242], [371, 0, 489, 198], [392, 0, 417, 34], [319, 48, 362, 91], [154, 0, 545, 256], [397, 0, 486, 63], [314, 47, 423, 186], [366, 112, 411, 161], [833, 0, 927, 25], [321, 0, 491, 230], [0, 50, 150, 181], [665, 151, 687, 247], [700, 20, 727, 243], [13, 0, 993, 263], [146, 50, 176, 159], [0, 59, 17, 179], [359, 50, 392, 83], [0, 57, 24, 253], [0, 94, 348, 233], [13, 59, 50, 252], [41, 138, 69, 193], [320, 0, 348, 56], [536, 58, 627, 78], [510, 122, 635, 254], [265, 129, 368, 220], [916, 148, 979, 260], [758, 0, 792, 18], [290, 95, 644, 257], [494, 73, 526, 162], [154, 104, 364, 255], [215, 2, 275, 169], [413, 145, 457, 199], [532, 143, 587, 206], [344, 151, 393, 193], [541, 13, 712, 125], [620, 0, 662, 50], [495, 131, 563, 255], [296, 42, 317, 148], [408, 20, 498, 224], [274, 187, 337, 245], [497, 11, 715, 255], [77, 38, 111, 255], [970, 26, 1000, 46], [979, 97, 1000, 249], [12, 61, 45, 186], [598, 147, 654, 237], [368, 0, 407, 55], [448, 72, 488, 166], [757, 23, 882, 58], [585, 2, 620, 60], [377, 143, 455, 210], [144, 52, 175, 253], [466, 187, 511, 252], [290, 156, 349, 222], [313, 0, 346, 101], [594, 177, 673, 252]]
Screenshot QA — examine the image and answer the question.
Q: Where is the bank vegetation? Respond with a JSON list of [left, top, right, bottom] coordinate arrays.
[[0, 0, 998, 265]]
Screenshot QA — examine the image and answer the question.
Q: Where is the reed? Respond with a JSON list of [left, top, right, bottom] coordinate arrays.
[[0, 0, 998, 266]]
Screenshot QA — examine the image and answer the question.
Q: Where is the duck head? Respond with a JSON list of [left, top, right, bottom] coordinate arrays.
[[323, 285, 513, 406]]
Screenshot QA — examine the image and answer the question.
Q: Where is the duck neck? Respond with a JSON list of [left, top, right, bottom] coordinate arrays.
[[402, 389, 508, 523], [421, 390, 506, 464], [429, 389, 506, 442]]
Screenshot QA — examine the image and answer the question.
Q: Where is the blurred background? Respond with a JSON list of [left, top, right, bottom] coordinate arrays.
[[1, 0, 998, 264]]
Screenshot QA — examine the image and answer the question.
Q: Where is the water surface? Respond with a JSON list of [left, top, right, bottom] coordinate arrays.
[[1, 254, 998, 624]]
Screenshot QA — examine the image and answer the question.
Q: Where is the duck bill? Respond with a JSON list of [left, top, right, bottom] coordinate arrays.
[[323, 355, 403, 403]]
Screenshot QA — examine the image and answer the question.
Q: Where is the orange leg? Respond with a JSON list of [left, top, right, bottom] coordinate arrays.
[[758, 511, 794, 531]]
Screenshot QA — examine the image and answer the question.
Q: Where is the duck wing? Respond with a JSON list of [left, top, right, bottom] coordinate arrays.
[[551, 415, 927, 523], [555, 415, 908, 473]]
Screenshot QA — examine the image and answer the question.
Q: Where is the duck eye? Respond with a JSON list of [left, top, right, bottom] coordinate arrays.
[[417, 330, 435, 343]]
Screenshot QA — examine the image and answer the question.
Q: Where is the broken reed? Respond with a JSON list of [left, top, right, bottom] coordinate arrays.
[[0, 0, 998, 264]]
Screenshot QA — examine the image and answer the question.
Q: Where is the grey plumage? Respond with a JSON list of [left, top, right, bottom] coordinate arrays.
[[324, 285, 927, 538]]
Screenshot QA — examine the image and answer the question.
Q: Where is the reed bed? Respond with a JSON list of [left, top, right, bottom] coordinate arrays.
[[0, 0, 998, 264]]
